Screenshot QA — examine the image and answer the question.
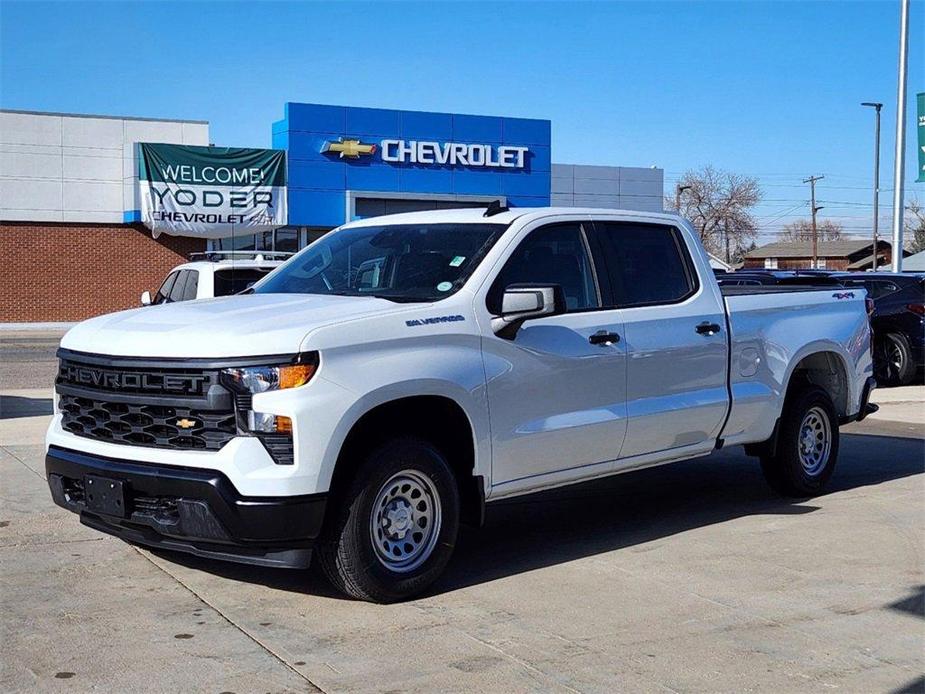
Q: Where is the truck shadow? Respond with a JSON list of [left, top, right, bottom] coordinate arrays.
[[148, 432, 924, 599], [0, 395, 53, 419]]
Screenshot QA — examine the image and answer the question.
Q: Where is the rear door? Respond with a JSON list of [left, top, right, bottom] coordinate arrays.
[[591, 220, 729, 460]]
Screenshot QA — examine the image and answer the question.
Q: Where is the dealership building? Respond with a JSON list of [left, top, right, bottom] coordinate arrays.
[[1, 104, 663, 323]]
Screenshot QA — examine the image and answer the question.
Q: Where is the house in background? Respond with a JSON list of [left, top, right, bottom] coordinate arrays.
[[742, 239, 900, 271]]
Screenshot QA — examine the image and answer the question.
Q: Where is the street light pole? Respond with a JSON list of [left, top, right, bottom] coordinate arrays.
[[891, 0, 910, 272], [862, 102, 883, 270]]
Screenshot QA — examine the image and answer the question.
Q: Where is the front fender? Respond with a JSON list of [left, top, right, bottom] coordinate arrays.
[[309, 334, 490, 494]]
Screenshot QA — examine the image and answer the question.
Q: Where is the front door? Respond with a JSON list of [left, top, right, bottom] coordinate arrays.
[[482, 222, 628, 492]]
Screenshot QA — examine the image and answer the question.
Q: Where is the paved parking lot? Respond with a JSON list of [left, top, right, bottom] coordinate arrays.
[[1, 332, 923, 693]]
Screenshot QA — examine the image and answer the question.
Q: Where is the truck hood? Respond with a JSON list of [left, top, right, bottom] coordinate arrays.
[[60, 293, 421, 358]]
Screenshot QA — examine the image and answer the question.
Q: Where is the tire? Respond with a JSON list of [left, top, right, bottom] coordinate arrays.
[[877, 333, 915, 386], [760, 385, 840, 497], [317, 437, 460, 603]]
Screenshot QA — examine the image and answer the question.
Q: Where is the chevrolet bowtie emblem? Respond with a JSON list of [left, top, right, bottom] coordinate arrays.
[[322, 138, 377, 159], [175, 418, 198, 429]]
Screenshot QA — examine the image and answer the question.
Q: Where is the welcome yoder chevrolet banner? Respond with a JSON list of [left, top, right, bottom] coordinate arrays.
[[138, 143, 287, 237]]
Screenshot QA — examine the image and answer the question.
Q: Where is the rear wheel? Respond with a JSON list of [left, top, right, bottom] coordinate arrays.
[[877, 333, 914, 386], [318, 437, 459, 603], [760, 386, 839, 497]]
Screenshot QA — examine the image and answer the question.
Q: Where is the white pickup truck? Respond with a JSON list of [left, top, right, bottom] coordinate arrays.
[[46, 206, 876, 602]]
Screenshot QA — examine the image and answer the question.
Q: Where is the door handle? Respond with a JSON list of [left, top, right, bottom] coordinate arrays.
[[589, 330, 620, 346], [696, 322, 722, 336]]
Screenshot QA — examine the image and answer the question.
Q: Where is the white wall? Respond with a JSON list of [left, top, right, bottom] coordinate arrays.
[[551, 164, 663, 212], [0, 110, 209, 223]]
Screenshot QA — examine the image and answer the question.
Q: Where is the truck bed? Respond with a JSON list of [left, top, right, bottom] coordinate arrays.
[[720, 283, 846, 296]]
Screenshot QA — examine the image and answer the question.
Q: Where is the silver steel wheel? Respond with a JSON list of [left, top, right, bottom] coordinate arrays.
[[370, 470, 442, 573], [798, 406, 832, 476]]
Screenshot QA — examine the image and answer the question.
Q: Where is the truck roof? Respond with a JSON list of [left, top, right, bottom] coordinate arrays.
[[342, 206, 682, 228]]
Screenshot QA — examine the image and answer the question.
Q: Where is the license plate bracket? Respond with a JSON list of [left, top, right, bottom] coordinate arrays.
[[84, 475, 127, 517]]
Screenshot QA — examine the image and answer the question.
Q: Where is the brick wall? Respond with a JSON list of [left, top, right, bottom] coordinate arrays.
[[1, 222, 205, 322]]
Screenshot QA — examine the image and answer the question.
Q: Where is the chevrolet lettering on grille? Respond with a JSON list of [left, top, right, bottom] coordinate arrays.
[[61, 364, 206, 394]]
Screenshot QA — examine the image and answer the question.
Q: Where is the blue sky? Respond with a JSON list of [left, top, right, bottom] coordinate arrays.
[[1, 0, 922, 239]]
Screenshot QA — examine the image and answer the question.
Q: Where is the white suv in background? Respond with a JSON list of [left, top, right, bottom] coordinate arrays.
[[141, 251, 292, 305]]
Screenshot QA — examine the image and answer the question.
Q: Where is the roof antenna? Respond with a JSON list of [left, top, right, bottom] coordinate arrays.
[[483, 200, 509, 217]]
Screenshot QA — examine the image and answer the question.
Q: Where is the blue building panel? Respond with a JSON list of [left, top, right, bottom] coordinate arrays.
[[346, 163, 401, 191], [287, 132, 345, 162], [285, 103, 345, 133], [400, 111, 453, 140], [401, 167, 453, 194], [502, 118, 551, 146], [345, 107, 401, 138], [276, 102, 552, 226], [289, 190, 345, 228], [524, 144, 551, 173], [506, 194, 551, 207], [453, 169, 502, 195], [290, 160, 345, 190], [451, 114, 503, 143]]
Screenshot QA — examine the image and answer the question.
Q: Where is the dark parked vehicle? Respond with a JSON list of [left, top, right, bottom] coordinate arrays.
[[835, 273, 925, 386], [716, 270, 845, 288]]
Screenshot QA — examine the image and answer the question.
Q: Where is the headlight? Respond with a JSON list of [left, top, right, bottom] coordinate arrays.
[[220, 354, 318, 451], [222, 354, 318, 394]]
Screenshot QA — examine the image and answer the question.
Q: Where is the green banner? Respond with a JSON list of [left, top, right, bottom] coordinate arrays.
[[918, 92, 925, 183], [138, 143, 287, 238]]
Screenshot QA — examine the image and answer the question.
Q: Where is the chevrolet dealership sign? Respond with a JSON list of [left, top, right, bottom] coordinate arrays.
[[138, 143, 287, 238], [322, 137, 529, 168]]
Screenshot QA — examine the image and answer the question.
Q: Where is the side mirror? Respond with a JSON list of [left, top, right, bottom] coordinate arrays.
[[492, 284, 566, 339], [140, 290, 152, 306]]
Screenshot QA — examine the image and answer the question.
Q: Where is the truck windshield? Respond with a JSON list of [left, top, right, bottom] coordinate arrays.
[[254, 223, 506, 302]]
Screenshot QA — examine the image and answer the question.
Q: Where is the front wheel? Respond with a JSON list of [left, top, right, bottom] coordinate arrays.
[[317, 438, 460, 603], [760, 386, 840, 497]]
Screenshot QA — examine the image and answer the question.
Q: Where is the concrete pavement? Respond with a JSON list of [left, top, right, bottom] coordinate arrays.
[[1, 337, 923, 692]]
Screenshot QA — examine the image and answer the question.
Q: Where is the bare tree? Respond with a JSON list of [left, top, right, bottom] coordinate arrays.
[[778, 219, 844, 243], [905, 197, 925, 253], [665, 166, 761, 261]]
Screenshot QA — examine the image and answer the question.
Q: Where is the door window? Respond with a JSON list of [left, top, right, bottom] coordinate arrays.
[[180, 270, 199, 301], [153, 272, 178, 304], [488, 223, 600, 313], [594, 223, 697, 307], [169, 270, 191, 302]]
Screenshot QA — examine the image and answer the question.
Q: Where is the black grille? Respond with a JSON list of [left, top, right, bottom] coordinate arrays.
[[60, 394, 236, 451], [260, 434, 295, 465]]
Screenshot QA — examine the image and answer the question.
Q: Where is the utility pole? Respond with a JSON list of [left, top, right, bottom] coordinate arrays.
[[891, 0, 910, 272], [803, 175, 825, 269], [675, 184, 691, 212], [862, 102, 883, 270]]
